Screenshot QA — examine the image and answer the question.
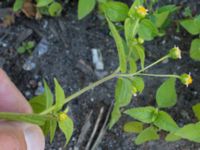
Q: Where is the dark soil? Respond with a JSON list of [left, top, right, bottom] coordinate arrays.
[[1, 0, 200, 150]]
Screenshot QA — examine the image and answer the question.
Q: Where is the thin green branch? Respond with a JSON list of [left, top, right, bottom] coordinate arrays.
[[137, 73, 181, 79]]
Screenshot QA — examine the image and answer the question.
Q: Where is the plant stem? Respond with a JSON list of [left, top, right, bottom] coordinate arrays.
[[40, 72, 118, 115], [119, 55, 169, 77], [137, 73, 181, 79], [0, 112, 56, 125]]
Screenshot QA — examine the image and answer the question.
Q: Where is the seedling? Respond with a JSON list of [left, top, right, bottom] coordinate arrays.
[[17, 41, 35, 54]]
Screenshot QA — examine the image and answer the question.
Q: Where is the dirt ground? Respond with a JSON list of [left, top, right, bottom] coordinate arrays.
[[1, 0, 200, 150]]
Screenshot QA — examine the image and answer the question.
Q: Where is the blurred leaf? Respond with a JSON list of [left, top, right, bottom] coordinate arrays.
[[29, 94, 46, 113], [107, 17, 127, 73], [165, 132, 181, 142], [124, 106, 156, 123], [180, 15, 200, 35], [78, 0, 96, 20], [156, 78, 177, 108], [54, 79, 65, 112], [175, 123, 200, 143], [131, 76, 145, 93], [115, 78, 132, 107], [48, 2, 62, 16], [109, 104, 121, 129], [58, 116, 74, 145], [100, 1, 129, 22], [154, 111, 179, 132], [192, 103, 200, 121], [125, 18, 138, 42], [134, 45, 145, 69], [138, 19, 160, 41], [50, 120, 57, 143], [41, 120, 50, 136], [37, 0, 53, 7], [13, 0, 25, 12], [135, 126, 159, 145], [17, 46, 26, 54], [183, 6, 192, 17], [128, 57, 137, 73], [123, 121, 143, 133], [190, 38, 200, 61], [43, 80, 53, 109]]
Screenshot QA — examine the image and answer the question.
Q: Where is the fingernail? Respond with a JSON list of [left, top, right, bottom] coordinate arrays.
[[24, 125, 45, 150]]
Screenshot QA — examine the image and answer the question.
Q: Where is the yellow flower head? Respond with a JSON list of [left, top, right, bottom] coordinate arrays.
[[180, 73, 193, 87], [169, 46, 181, 59], [58, 112, 68, 121], [136, 6, 148, 18]]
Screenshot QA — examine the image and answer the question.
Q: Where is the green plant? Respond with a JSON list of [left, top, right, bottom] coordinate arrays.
[[180, 14, 200, 61], [17, 41, 35, 54], [13, 0, 63, 17], [3, 0, 200, 147]]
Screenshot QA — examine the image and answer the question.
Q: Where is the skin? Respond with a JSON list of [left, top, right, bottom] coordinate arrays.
[[0, 69, 45, 150]]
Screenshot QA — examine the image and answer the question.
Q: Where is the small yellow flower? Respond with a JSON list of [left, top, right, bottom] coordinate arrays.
[[169, 46, 181, 59], [136, 6, 148, 18], [58, 112, 68, 121], [180, 73, 193, 87], [132, 86, 138, 96]]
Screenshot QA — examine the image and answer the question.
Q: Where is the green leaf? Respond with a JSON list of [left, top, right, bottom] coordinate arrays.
[[165, 133, 181, 142], [131, 76, 145, 93], [125, 18, 139, 43], [41, 121, 50, 136], [48, 2, 62, 16], [128, 57, 137, 73], [43, 80, 53, 109], [107, 18, 127, 73], [135, 126, 159, 145], [134, 45, 145, 69], [156, 78, 177, 108], [37, 0, 53, 7], [115, 78, 132, 107], [29, 94, 46, 113], [58, 116, 74, 145], [190, 38, 200, 61], [26, 41, 35, 49], [138, 19, 160, 41], [54, 79, 65, 112], [192, 103, 200, 121], [50, 120, 57, 143], [153, 11, 169, 28], [124, 106, 156, 123], [100, 1, 129, 22], [175, 123, 200, 143], [154, 111, 179, 132], [78, 0, 96, 20], [13, 0, 25, 12], [180, 15, 200, 35], [17, 47, 26, 54], [123, 121, 143, 133], [109, 104, 121, 129]]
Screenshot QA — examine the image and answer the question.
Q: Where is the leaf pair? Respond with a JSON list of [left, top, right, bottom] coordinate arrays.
[[29, 79, 73, 145], [109, 77, 144, 128], [124, 106, 179, 144], [180, 16, 200, 61]]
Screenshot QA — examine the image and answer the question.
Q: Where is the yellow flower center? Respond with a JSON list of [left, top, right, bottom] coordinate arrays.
[[59, 112, 68, 121], [136, 6, 148, 16], [186, 75, 193, 86]]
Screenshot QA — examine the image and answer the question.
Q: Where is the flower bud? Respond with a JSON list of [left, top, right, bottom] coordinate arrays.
[[169, 46, 181, 59], [137, 37, 144, 44], [58, 112, 68, 121], [180, 73, 192, 87], [132, 86, 138, 96], [136, 6, 148, 18]]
